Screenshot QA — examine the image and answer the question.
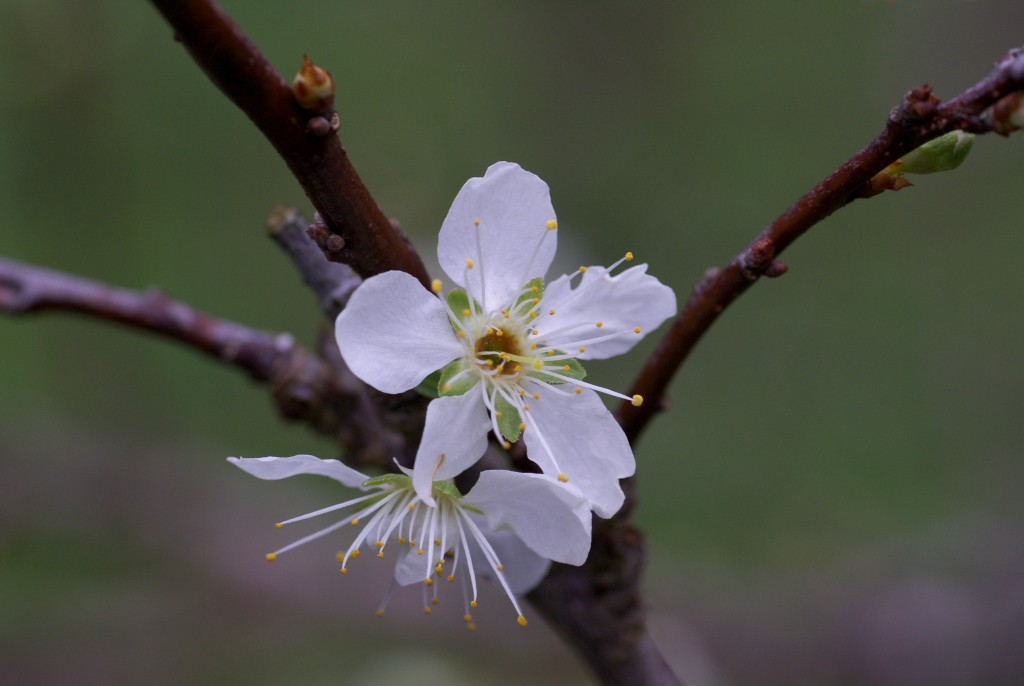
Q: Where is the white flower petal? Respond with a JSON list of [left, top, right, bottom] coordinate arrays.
[[463, 470, 592, 565], [412, 393, 490, 505], [392, 545, 426, 587], [467, 523, 551, 594], [535, 264, 676, 359], [335, 270, 463, 393], [438, 162, 558, 310], [227, 454, 369, 489], [521, 388, 634, 518]]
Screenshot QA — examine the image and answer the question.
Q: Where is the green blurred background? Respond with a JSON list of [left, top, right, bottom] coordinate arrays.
[[2, 1, 1023, 684]]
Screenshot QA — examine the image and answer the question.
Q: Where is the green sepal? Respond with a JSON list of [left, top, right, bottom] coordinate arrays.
[[898, 130, 975, 175], [363, 473, 411, 489], [431, 479, 463, 500], [438, 359, 477, 396], [496, 394, 523, 443], [446, 289, 474, 334], [533, 352, 587, 384], [414, 369, 443, 398], [515, 277, 544, 313]]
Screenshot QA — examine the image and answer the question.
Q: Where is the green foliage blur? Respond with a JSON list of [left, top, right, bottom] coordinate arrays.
[[2, 1, 1023, 684]]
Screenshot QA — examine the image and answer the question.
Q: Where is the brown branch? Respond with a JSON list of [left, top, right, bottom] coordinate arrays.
[[0, 256, 396, 468], [617, 45, 1024, 445], [149, 0, 430, 287]]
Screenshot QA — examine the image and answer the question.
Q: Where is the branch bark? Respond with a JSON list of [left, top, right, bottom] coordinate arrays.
[[616, 46, 1024, 444], [0, 256, 397, 468], [149, 0, 430, 288]]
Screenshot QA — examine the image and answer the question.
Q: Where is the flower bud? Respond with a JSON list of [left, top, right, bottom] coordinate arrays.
[[897, 130, 975, 175], [292, 55, 335, 112]]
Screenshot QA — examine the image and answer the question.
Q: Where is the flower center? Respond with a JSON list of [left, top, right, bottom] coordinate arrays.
[[474, 327, 523, 376]]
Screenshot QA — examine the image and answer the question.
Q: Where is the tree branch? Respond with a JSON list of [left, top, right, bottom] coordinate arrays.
[[616, 46, 1024, 444], [266, 206, 361, 321], [0, 256, 397, 468], [149, 0, 430, 288]]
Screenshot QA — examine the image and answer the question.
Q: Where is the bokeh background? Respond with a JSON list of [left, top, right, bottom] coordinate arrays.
[[2, 1, 1023, 684]]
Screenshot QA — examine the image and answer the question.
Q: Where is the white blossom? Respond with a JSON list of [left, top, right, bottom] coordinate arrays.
[[228, 454, 591, 627], [336, 162, 676, 517]]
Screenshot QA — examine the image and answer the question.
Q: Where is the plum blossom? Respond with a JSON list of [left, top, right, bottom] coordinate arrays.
[[228, 454, 591, 627], [336, 162, 676, 517]]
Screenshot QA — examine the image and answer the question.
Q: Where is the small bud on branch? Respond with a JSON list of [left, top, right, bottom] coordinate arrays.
[[292, 54, 335, 113]]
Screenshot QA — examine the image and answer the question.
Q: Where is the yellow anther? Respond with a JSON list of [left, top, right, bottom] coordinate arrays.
[[495, 411, 503, 417], [496, 328, 504, 336], [502, 441, 511, 449], [532, 297, 540, 304], [417, 549, 424, 555], [431, 597, 440, 606], [563, 365, 570, 371], [532, 392, 540, 400], [485, 359, 494, 367], [496, 563, 504, 571], [549, 309, 556, 315], [531, 330, 539, 335], [596, 321, 604, 328], [625, 251, 634, 261], [546, 219, 558, 230], [470, 601, 478, 608], [336, 552, 346, 563], [531, 359, 544, 370], [350, 518, 360, 525], [530, 311, 538, 318], [548, 350, 556, 356], [634, 327, 642, 334], [435, 564, 443, 574], [466, 258, 476, 269], [398, 537, 406, 544], [474, 218, 481, 227], [530, 343, 538, 350], [574, 388, 582, 395], [275, 522, 283, 528], [376, 551, 384, 558], [464, 613, 473, 622], [557, 473, 569, 482], [632, 394, 644, 407], [517, 616, 529, 627], [531, 286, 539, 293], [424, 607, 432, 615], [462, 308, 471, 317], [486, 327, 494, 334], [425, 577, 434, 586], [514, 365, 522, 373], [519, 389, 527, 396], [518, 422, 526, 431], [431, 279, 443, 293], [340, 568, 348, 575], [579, 346, 586, 353], [467, 623, 478, 632], [457, 330, 466, 338], [579, 266, 588, 273], [523, 404, 530, 411], [375, 609, 385, 617], [447, 575, 455, 582], [434, 538, 442, 546], [442, 384, 451, 393], [351, 549, 361, 558], [265, 553, 277, 562], [375, 541, 385, 548]]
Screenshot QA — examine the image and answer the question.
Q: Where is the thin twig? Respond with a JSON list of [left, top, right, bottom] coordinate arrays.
[[266, 206, 362, 320], [617, 46, 1024, 445], [0, 257, 396, 468], [149, 0, 430, 287]]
